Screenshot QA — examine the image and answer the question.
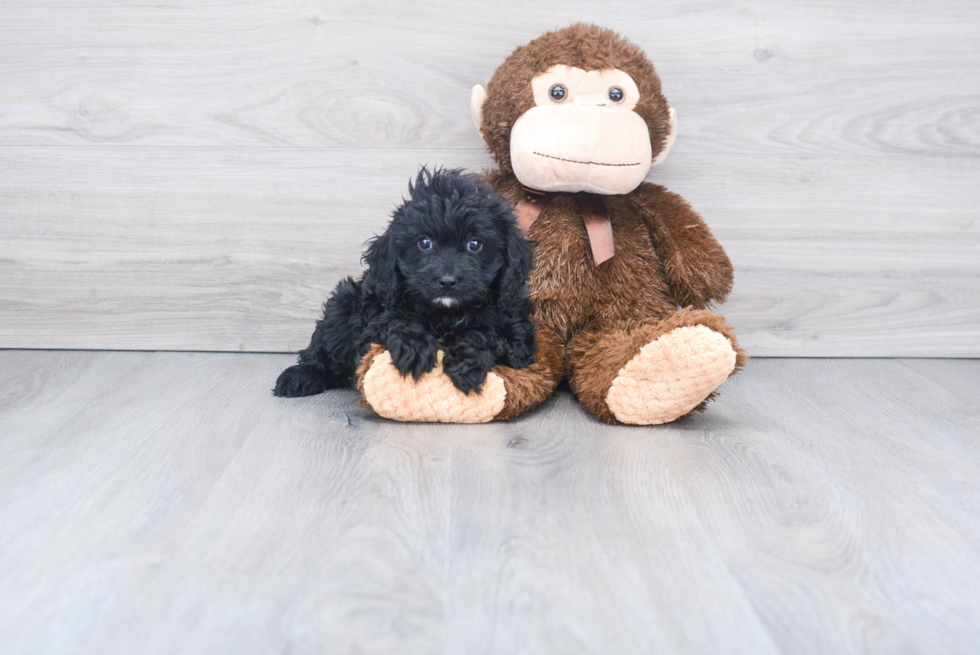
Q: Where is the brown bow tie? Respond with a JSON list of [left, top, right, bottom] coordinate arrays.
[[514, 189, 615, 266]]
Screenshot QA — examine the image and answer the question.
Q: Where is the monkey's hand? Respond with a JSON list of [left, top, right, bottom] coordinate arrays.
[[631, 183, 733, 309]]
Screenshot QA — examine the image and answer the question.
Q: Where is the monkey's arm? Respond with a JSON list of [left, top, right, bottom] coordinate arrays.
[[629, 183, 733, 309]]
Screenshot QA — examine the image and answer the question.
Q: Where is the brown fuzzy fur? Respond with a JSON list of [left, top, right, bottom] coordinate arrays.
[[477, 25, 746, 424], [355, 343, 385, 407]]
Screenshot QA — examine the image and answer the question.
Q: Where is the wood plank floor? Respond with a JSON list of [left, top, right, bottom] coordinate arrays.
[[1, 351, 978, 654]]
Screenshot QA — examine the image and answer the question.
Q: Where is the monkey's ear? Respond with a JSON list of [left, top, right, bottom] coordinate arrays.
[[470, 85, 488, 131], [652, 107, 677, 167], [362, 232, 399, 301]]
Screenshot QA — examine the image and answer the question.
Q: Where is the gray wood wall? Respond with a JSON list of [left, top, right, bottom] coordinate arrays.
[[1, 1, 977, 356]]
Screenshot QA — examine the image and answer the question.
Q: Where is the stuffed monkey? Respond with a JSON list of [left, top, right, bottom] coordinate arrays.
[[358, 24, 746, 425]]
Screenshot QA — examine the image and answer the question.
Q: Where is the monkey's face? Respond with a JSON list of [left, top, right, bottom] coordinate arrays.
[[509, 66, 651, 194], [472, 25, 677, 194]]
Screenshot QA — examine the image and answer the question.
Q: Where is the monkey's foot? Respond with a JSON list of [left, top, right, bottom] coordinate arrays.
[[358, 346, 506, 424], [605, 325, 737, 425]]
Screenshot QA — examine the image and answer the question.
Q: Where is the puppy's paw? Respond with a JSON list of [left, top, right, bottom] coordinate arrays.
[[503, 338, 537, 369], [443, 348, 495, 395], [274, 364, 330, 397], [386, 329, 438, 380]]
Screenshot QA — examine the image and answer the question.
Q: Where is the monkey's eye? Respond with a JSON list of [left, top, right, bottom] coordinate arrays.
[[466, 239, 483, 253], [607, 87, 625, 104], [418, 237, 433, 251], [548, 84, 567, 103]]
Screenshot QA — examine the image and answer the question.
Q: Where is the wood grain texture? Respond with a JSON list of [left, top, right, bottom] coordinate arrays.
[[0, 350, 450, 654], [0, 1, 977, 156], [1, 0, 979, 355], [1, 351, 979, 653], [899, 358, 980, 406], [1, 147, 977, 355]]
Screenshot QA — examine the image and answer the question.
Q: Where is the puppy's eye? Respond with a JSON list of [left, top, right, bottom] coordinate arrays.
[[607, 87, 625, 104], [548, 84, 567, 103], [466, 239, 483, 253], [417, 237, 433, 251]]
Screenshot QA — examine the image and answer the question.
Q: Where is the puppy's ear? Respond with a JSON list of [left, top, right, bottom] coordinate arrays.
[[362, 232, 399, 301], [496, 218, 534, 299]]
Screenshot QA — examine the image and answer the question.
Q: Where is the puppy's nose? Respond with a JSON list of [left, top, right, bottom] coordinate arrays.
[[439, 275, 457, 289]]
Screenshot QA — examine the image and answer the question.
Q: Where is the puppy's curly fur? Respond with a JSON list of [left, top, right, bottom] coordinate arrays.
[[274, 167, 537, 398]]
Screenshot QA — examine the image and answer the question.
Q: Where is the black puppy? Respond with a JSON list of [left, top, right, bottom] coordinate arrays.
[[274, 168, 536, 398]]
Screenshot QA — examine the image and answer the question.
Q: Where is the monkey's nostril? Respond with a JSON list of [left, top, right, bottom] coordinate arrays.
[[439, 275, 457, 288]]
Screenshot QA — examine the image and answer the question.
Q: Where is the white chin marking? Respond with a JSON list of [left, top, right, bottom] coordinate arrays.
[[434, 297, 458, 308]]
